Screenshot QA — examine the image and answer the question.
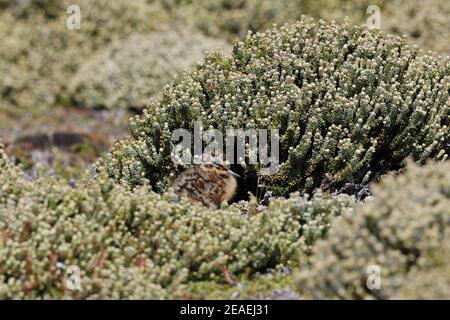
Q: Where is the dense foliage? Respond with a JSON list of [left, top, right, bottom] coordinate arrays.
[[0, 142, 353, 299], [100, 19, 450, 198], [297, 161, 450, 299]]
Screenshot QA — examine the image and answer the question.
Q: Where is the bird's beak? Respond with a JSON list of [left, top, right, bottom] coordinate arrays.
[[228, 169, 241, 178]]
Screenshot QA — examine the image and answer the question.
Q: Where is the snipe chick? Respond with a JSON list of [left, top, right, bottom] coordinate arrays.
[[169, 162, 240, 210]]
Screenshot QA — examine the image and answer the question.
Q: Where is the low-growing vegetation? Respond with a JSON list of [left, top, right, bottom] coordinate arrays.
[[297, 161, 450, 299], [0, 141, 354, 299], [69, 31, 230, 110]]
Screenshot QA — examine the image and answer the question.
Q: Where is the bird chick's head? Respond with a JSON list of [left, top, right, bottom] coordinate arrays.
[[201, 160, 240, 179], [199, 160, 240, 205]]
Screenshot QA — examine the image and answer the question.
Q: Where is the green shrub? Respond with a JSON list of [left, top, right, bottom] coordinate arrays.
[[69, 31, 230, 110], [296, 161, 450, 299], [395, 232, 450, 299], [100, 19, 450, 197], [0, 151, 353, 299]]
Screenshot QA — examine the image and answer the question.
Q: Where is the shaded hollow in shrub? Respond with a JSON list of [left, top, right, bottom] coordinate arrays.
[[99, 19, 450, 198]]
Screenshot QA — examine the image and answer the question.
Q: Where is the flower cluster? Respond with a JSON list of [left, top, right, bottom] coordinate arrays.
[[296, 161, 450, 299], [69, 31, 230, 110], [0, 152, 353, 299], [100, 19, 450, 196]]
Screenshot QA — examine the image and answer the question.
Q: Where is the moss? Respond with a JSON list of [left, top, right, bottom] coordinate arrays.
[[184, 271, 295, 300]]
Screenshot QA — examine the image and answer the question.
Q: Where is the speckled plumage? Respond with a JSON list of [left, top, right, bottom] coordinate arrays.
[[169, 163, 238, 210]]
